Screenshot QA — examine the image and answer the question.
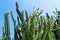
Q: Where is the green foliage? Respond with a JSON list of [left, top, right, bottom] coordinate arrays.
[[1, 2, 60, 40]]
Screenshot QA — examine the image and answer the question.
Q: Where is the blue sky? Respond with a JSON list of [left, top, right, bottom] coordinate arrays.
[[0, 0, 60, 39]]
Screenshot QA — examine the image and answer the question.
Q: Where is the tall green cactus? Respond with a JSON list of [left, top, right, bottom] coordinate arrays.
[[4, 13, 11, 40], [11, 11, 22, 40]]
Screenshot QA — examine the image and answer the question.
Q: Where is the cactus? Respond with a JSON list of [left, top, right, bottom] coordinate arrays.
[[4, 12, 11, 40], [1, 2, 60, 40], [53, 9, 60, 40]]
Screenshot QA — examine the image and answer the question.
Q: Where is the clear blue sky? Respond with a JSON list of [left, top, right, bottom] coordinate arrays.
[[0, 0, 60, 39]]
